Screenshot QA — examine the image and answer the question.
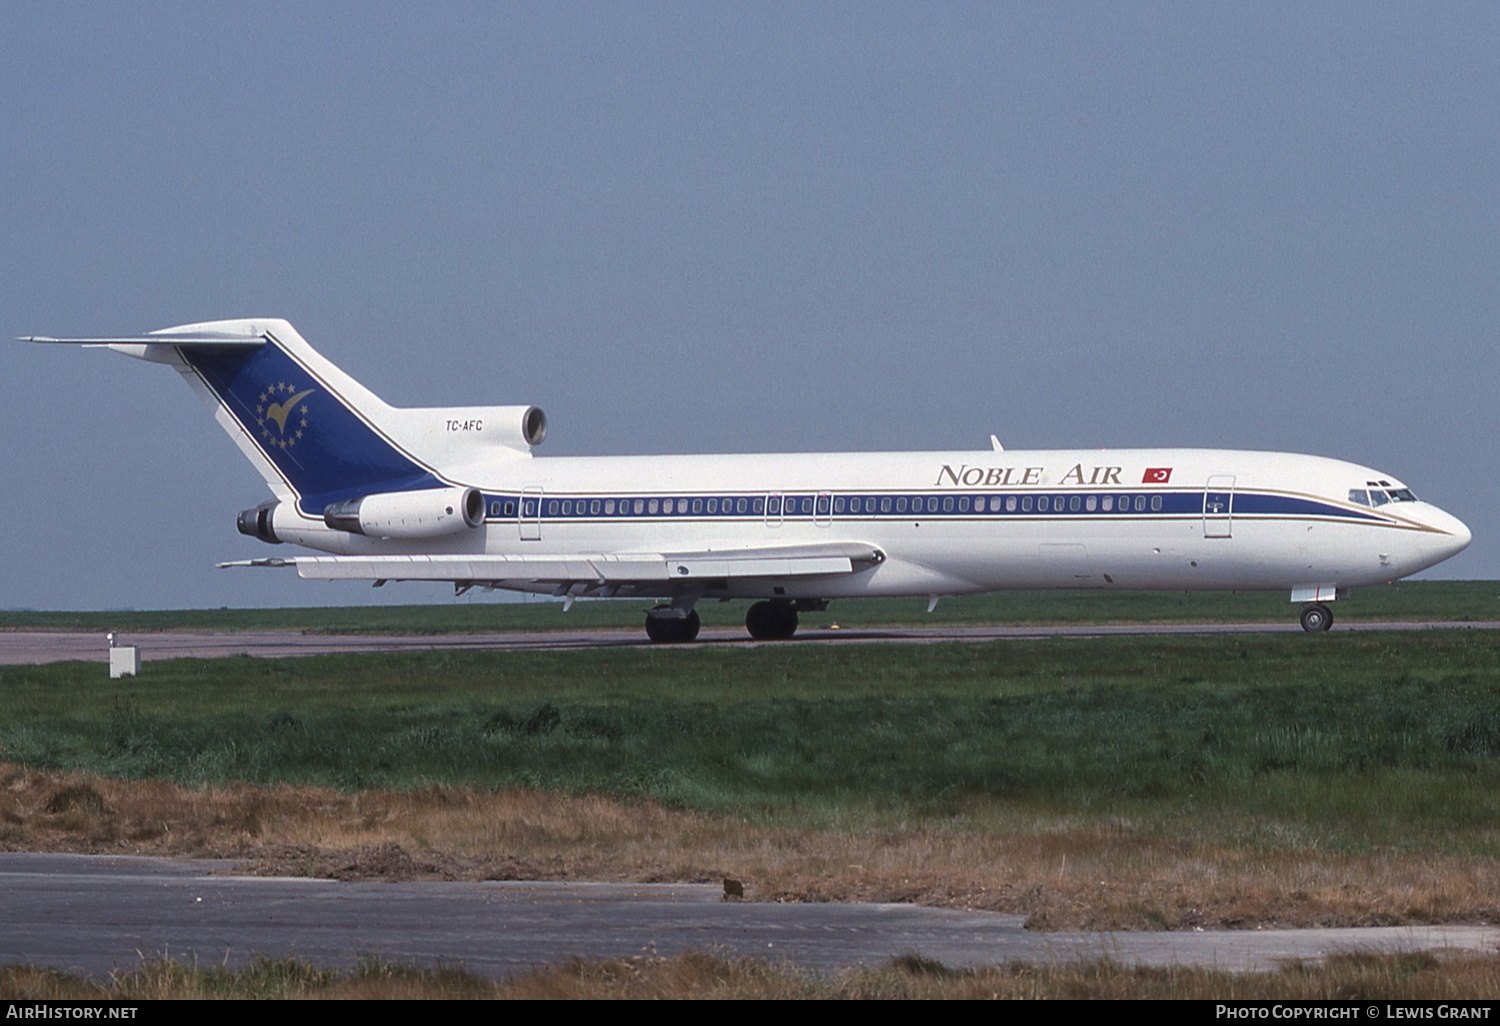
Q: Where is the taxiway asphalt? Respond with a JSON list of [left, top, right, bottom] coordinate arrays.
[[4, 854, 1496, 979], [3, 621, 1498, 665]]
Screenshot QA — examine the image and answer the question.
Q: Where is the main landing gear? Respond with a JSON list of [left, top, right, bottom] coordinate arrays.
[[643, 598, 809, 644], [645, 608, 701, 644], [745, 599, 799, 640], [1299, 603, 1334, 632]]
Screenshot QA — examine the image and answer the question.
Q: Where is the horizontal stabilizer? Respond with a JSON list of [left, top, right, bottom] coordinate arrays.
[[21, 334, 266, 347]]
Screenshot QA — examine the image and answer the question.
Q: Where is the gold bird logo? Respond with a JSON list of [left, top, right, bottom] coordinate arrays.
[[255, 383, 316, 449]]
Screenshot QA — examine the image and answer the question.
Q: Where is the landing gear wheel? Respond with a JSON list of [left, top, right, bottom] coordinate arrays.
[[745, 600, 798, 640], [645, 609, 701, 643], [1299, 603, 1333, 633]]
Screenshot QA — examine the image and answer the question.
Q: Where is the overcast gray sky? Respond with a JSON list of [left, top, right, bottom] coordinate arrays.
[[2, 2, 1494, 611]]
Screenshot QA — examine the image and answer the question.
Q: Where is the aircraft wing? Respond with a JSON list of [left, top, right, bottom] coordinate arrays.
[[222, 540, 884, 592]]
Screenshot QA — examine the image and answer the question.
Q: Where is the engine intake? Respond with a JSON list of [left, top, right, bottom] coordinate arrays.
[[323, 486, 484, 539]]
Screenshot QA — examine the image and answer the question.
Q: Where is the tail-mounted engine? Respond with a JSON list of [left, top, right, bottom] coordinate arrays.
[[236, 501, 282, 544], [322, 486, 484, 539]]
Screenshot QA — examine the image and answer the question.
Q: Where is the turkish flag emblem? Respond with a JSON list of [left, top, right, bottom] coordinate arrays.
[[1143, 467, 1172, 484]]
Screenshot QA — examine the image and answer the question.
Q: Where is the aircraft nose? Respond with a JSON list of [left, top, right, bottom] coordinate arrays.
[[1426, 505, 1472, 562], [1446, 514, 1473, 558]]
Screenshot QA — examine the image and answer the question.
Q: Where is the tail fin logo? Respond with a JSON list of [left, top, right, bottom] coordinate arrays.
[[255, 383, 317, 449]]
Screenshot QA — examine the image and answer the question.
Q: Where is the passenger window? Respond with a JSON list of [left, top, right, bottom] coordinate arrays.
[[817, 495, 831, 515], [737, 498, 748, 514], [880, 497, 892, 513], [1134, 495, 1146, 512], [943, 496, 954, 513], [1021, 496, 1033, 512], [1005, 496, 1016, 512], [834, 497, 845, 514], [1085, 495, 1097, 512], [1151, 495, 1162, 512], [547, 500, 559, 516], [605, 499, 615, 515], [692, 498, 703, 514], [958, 497, 969, 512], [505, 501, 516, 517], [1069, 496, 1081, 512], [1038, 496, 1049, 512], [896, 497, 907, 513], [753, 497, 765, 514], [489, 501, 501, 517]]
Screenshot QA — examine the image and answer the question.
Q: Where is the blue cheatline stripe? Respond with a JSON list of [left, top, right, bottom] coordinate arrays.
[[477, 489, 1399, 526], [180, 340, 443, 514]]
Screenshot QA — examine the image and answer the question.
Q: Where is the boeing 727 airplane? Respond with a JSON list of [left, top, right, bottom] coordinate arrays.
[[29, 319, 1471, 640]]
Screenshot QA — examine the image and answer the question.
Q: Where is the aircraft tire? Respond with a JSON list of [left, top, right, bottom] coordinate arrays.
[[1299, 603, 1334, 632], [746, 600, 798, 640], [646, 609, 701, 644]]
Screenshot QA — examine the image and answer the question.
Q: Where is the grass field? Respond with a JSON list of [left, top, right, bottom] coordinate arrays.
[[7, 950, 1499, 1000], [3, 579, 1498, 633], [6, 631, 1500, 843]]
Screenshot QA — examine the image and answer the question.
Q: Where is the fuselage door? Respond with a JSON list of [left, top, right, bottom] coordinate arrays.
[[765, 493, 784, 529], [520, 486, 543, 541], [1203, 474, 1235, 539]]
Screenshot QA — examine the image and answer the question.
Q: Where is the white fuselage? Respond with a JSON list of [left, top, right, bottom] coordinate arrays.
[[268, 447, 1471, 601]]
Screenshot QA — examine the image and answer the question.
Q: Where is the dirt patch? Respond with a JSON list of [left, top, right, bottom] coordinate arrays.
[[2, 763, 1498, 932]]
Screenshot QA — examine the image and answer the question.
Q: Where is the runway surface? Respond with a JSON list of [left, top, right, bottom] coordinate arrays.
[[4, 620, 1498, 665], [4, 854, 1496, 979]]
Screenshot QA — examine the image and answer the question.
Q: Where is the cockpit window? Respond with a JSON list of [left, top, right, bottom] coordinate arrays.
[[1351, 485, 1419, 507]]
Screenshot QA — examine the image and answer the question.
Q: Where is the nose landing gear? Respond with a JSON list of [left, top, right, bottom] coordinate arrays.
[[1299, 603, 1334, 632]]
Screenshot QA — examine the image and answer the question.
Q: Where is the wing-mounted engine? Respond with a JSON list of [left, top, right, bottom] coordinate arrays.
[[322, 486, 485, 539]]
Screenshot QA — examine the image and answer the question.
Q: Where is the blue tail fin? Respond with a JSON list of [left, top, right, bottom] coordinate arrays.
[[33, 318, 543, 516], [161, 320, 444, 513], [176, 328, 441, 513]]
